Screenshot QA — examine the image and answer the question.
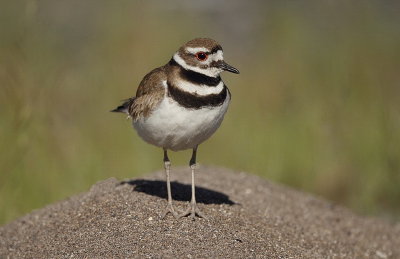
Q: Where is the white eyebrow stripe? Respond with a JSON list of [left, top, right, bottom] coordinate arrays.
[[185, 47, 210, 54]]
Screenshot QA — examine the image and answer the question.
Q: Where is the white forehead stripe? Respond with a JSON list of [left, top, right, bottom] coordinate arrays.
[[213, 50, 224, 62], [185, 47, 210, 54]]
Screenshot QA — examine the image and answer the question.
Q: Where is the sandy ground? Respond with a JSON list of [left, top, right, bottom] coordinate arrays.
[[1, 166, 399, 258]]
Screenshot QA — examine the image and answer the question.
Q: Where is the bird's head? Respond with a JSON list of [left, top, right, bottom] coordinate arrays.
[[173, 38, 239, 78]]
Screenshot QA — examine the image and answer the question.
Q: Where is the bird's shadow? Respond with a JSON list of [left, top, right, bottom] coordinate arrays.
[[120, 179, 235, 205]]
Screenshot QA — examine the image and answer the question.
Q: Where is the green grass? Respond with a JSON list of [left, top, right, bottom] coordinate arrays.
[[1, 1, 400, 224]]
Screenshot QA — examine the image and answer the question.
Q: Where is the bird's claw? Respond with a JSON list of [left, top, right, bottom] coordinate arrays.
[[179, 202, 207, 220], [161, 203, 179, 219]]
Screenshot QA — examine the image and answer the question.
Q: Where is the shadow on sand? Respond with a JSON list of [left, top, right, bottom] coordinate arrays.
[[120, 179, 235, 205]]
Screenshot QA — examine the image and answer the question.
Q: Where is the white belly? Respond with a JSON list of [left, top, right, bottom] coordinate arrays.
[[133, 94, 230, 151]]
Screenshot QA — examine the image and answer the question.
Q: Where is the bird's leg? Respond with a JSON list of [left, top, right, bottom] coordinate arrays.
[[161, 149, 179, 219], [179, 146, 206, 220]]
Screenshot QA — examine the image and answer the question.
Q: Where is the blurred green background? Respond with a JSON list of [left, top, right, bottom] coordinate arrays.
[[1, 0, 400, 225]]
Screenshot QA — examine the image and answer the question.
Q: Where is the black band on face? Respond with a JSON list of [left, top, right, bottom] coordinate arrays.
[[179, 68, 221, 86], [169, 58, 221, 86], [211, 45, 223, 54]]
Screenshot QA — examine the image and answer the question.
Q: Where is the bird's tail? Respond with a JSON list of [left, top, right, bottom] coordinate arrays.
[[110, 98, 135, 114]]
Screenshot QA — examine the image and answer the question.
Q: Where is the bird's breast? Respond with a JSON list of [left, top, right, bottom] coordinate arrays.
[[133, 88, 230, 151]]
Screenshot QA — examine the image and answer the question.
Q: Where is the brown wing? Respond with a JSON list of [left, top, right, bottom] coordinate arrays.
[[128, 66, 167, 121]]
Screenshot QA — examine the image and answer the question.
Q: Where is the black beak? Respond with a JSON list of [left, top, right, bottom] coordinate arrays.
[[219, 61, 240, 74]]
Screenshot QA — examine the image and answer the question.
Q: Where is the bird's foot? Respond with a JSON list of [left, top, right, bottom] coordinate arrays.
[[161, 203, 179, 219], [179, 202, 207, 220]]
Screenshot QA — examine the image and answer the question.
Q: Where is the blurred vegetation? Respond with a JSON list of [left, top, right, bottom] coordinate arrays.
[[1, 0, 399, 225]]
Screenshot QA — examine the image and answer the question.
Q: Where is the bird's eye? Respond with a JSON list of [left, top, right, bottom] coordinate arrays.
[[195, 52, 208, 61]]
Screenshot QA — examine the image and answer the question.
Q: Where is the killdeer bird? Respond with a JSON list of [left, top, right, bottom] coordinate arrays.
[[112, 38, 239, 219]]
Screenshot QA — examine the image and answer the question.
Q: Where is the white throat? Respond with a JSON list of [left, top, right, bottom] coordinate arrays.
[[175, 80, 225, 96]]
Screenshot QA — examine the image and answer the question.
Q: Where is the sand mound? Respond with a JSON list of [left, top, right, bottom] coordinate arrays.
[[1, 166, 399, 258]]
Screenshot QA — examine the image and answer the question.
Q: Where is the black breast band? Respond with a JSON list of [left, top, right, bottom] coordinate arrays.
[[167, 82, 228, 109]]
